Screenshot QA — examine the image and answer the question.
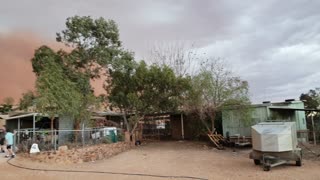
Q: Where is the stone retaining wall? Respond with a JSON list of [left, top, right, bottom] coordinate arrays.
[[24, 142, 133, 164]]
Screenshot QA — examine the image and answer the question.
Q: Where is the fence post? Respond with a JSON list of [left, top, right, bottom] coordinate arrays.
[[13, 130, 16, 153], [94, 128, 96, 144], [312, 115, 316, 145], [82, 123, 84, 148], [17, 118, 20, 144], [54, 129, 57, 152]]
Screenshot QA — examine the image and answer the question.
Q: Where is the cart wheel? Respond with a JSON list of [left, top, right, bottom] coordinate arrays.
[[263, 164, 271, 171], [254, 159, 261, 165], [296, 160, 302, 166], [263, 159, 271, 171]]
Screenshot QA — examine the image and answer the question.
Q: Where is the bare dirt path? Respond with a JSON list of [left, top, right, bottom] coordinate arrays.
[[0, 141, 320, 180]]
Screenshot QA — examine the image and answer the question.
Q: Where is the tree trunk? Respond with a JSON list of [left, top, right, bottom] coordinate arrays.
[[130, 115, 143, 135], [122, 110, 133, 142], [211, 111, 216, 133], [122, 111, 130, 132], [200, 118, 211, 133], [129, 115, 144, 143]]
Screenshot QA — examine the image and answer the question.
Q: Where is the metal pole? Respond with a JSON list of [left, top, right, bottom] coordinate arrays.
[[82, 123, 84, 147], [17, 118, 20, 144], [13, 130, 16, 153], [33, 114, 36, 142], [94, 128, 96, 144], [181, 113, 184, 140], [312, 115, 316, 145], [54, 129, 57, 152]]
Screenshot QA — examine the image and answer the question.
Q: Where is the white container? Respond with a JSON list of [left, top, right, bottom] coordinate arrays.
[[251, 122, 297, 152], [102, 127, 117, 137]]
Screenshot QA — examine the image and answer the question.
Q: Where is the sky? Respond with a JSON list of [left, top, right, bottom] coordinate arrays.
[[0, 0, 320, 104]]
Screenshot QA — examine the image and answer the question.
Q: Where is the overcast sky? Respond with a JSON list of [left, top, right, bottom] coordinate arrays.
[[1, 0, 320, 103]]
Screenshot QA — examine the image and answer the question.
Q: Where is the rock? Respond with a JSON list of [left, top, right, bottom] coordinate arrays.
[[58, 145, 68, 152], [203, 145, 209, 150], [23, 142, 132, 164], [75, 159, 83, 164], [55, 158, 61, 163]]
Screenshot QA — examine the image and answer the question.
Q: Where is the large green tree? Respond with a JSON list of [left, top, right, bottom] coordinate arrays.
[[107, 52, 190, 136], [56, 16, 122, 128], [33, 49, 82, 133], [32, 16, 123, 130]]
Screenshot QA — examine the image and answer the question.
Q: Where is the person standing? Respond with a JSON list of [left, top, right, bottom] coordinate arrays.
[[0, 129, 5, 153], [5, 130, 15, 158]]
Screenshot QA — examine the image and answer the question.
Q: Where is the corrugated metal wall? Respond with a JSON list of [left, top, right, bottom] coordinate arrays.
[[222, 106, 267, 137], [222, 101, 307, 137]]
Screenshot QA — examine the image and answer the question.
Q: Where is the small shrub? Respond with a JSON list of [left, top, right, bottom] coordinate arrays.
[[117, 132, 124, 141]]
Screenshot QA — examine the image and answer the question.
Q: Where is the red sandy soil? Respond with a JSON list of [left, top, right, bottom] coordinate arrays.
[[0, 141, 320, 180]]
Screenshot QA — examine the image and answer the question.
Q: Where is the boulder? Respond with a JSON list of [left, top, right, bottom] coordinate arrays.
[[58, 145, 68, 152]]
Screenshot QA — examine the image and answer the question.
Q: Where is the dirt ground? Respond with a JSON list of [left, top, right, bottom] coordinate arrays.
[[300, 143, 320, 161], [1, 141, 320, 180]]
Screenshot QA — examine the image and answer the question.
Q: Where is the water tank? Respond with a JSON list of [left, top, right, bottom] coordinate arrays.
[[251, 122, 297, 152]]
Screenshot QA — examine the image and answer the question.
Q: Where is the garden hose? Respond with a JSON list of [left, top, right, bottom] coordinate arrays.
[[7, 158, 208, 180]]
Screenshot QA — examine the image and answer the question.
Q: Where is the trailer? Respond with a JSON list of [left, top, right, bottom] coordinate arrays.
[[249, 122, 302, 171], [250, 149, 302, 171]]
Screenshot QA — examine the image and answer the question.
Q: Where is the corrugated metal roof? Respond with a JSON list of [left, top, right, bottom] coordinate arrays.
[[269, 107, 320, 111], [5, 113, 38, 120]]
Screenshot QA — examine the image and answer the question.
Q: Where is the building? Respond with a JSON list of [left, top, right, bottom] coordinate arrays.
[[222, 100, 308, 142]]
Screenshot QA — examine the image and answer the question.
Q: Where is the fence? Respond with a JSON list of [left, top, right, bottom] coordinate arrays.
[[297, 130, 320, 145], [307, 130, 320, 145], [13, 128, 124, 152]]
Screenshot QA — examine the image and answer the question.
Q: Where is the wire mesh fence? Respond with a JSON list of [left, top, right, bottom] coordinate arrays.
[[13, 127, 125, 153]]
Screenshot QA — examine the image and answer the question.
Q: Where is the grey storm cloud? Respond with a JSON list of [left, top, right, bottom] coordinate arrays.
[[1, 0, 320, 103]]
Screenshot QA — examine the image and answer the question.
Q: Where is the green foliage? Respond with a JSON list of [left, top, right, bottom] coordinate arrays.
[[56, 15, 122, 78], [35, 56, 82, 119], [107, 51, 137, 112], [32, 45, 91, 127], [32, 46, 62, 76], [300, 88, 320, 110], [19, 90, 36, 110], [141, 64, 191, 113], [55, 16, 124, 126], [109, 60, 190, 114], [0, 104, 12, 114], [117, 131, 124, 141], [107, 52, 191, 132], [0, 97, 14, 114], [31, 16, 124, 130], [57, 16, 121, 49]]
